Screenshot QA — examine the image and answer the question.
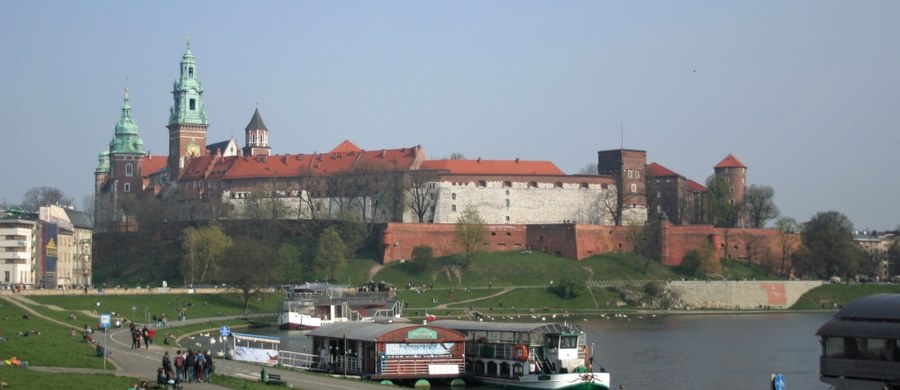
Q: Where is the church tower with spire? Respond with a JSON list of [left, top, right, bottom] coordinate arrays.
[[95, 87, 146, 232], [242, 108, 271, 156], [167, 43, 209, 182]]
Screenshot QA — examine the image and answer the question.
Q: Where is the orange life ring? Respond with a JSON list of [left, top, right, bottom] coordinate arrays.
[[514, 344, 529, 362]]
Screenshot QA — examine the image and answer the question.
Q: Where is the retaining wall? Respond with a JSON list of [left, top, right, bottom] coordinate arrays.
[[666, 280, 823, 309]]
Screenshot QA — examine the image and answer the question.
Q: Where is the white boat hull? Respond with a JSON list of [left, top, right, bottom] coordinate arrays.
[[472, 372, 611, 390]]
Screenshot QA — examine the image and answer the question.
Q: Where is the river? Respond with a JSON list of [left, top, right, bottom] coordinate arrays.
[[225, 311, 834, 389]]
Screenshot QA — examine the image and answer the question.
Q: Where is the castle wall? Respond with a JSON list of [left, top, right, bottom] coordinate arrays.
[[426, 177, 617, 225], [381, 223, 527, 264]]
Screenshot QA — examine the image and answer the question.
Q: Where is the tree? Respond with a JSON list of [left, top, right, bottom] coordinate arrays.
[[314, 226, 346, 280], [775, 217, 801, 277], [551, 276, 586, 299], [626, 220, 661, 274], [21, 186, 73, 211], [405, 170, 439, 223], [80, 195, 95, 225], [888, 240, 900, 277], [454, 206, 488, 268], [744, 185, 779, 228], [181, 224, 233, 286], [274, 243, 304, 284], [218, 236, 277, 310], [337, 210, 366, 260], [797, 211, 864, 280], [705, 175, 737, 227], [576, 163, 598, 175], [680, 242, 719, 277]]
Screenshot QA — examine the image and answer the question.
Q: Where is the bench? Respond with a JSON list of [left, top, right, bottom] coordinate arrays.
[[265, 373, 285, 385]]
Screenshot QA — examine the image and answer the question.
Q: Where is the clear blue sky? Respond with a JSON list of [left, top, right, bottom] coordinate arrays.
[[2, 1, 899, 230]]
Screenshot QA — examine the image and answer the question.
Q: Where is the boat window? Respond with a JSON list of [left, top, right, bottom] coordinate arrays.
[[545, 335, 559, 349], [826, 337, 891, 360], [560, 335, 578, 349]]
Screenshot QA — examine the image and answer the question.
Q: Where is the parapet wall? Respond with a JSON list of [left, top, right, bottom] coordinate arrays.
[[666, 280, 823, 309]]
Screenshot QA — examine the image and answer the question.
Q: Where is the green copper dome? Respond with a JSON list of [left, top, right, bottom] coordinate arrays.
[[169, 45, 207, 125], [108, 88, 146, 155], [95, 149, 110, 173]]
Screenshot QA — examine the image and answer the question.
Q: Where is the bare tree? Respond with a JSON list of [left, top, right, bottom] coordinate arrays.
[[406, 170, 439, 223], [744, 185, 779, 228], [219, 235, 277, 310], [576, 163, 598, 175], [296, 168, 322, 220], [80, 195, 95, 225], [21, 186, 73, 211]]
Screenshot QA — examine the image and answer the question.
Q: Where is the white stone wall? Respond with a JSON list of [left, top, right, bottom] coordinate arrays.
[[666, 280, 824, 309], [424, 180, 618, 225]]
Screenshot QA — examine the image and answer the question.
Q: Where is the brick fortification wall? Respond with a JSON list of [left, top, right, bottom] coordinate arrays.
[[380, 222, 797, 268], [381, 223, 527, 264]]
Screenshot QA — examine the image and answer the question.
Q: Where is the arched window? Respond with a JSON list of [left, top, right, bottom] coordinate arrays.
[[631, 183, 637, 193], [125, 163, 133, 177], [123, 183, 131, 193]]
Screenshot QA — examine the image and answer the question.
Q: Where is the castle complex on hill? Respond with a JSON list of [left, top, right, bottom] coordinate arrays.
[[95, 46, 770, 266]]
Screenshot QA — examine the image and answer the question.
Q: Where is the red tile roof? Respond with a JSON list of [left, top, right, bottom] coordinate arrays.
[[685, 179, 707, 193], [714, 154, 746, 169], [142, 155, 168, 177], [645, 162, 679, 177], [179, 144, 423, 181], [420, 159, 564, 176], [330, 139, 362, 154]]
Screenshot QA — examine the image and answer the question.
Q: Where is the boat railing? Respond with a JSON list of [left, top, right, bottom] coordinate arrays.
[[277, 350, 318, 370], [333, 355, 362, 373], [378, 357, 464, 377]]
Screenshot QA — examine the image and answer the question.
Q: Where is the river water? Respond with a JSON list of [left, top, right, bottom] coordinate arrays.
[[233, 311, 834, 390]]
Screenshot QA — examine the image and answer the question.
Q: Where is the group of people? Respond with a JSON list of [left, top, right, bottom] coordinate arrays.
[[130, 322, 155, 349], [158, 349, 214, 387]]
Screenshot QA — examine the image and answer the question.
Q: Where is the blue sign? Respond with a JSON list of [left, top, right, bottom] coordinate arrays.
[[99, 314, 112, 329], [772, 373, 785, 390], [220, 326, 231, 337]]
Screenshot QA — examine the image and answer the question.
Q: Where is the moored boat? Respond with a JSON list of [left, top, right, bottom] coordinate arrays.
[[431, 319, 611, 390], [278, 282, 403, 330]]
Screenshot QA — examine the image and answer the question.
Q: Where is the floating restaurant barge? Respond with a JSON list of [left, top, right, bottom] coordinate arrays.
[[816, 293, 900, 390], [279, 282, 402, 330], [307, 322, 466, 382]]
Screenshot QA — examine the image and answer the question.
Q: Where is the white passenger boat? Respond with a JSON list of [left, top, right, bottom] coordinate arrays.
[[431, 320, 611, 390], [278, 282, 403, 330]]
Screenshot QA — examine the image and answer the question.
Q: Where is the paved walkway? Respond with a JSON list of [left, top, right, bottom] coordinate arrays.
[[1, 295, 389, 390]]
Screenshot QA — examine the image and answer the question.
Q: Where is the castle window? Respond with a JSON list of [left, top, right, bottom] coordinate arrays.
[[506, 199, 510, 207], [627, 170, 633, 179], [503, 181, 512, 188], [580, 182, 589, 189], [505, 216, 510, 222], [657, 191, 661, 198], [725, 177, 730, 183], [631, 183, 637, 193], [477, 180, 487, 187], [452, 193, 457, 200], [125, 163, 133, 177], [123, 183, 131, 193], [189, 99, 196, 110], [505, 190, 510, 195], [528, 181, 538, 188], [451, 205, 457, 212], [555, 182, 563, 188], [635, 171, 641, 179]]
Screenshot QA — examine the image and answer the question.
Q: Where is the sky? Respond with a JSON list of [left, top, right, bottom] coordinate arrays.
[[2, 1, 899, 230]]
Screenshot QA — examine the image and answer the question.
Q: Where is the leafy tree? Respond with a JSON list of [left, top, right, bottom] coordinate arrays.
[[680, 242, 719, 277], [181, 224, 233, 286], [775, 217, 801, 277], [218, 236, 276, 310], [626, 220, 661, 274], [704, 175, 737, 227], [551, 276, 585, 299], [275, 242, 304, 284], [315, 226, 346, 280], [888, 240, 900, 277], [21, 186, 73, 211], [796, 211, 864, 280], [744, 185, 779, 228], [454, 206, 488, 268], [337, 210, 366, 260], [412, 245, 433, 261]]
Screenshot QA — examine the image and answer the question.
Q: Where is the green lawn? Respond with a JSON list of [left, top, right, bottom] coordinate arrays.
[[791, 284, 900, 309]]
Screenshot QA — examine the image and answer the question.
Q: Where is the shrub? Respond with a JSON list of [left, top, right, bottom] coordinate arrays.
[[412, 245, 433, 261]]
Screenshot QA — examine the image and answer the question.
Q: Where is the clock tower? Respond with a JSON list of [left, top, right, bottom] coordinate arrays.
[[167, 43, 209, 183]]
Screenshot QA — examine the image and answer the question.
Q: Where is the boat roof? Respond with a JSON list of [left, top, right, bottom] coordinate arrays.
[[430, 320, 584, 334], [816, 294, 900, 339], [307, 321, 430, 340]]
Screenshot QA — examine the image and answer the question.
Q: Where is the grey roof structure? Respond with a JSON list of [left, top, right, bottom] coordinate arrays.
[[245, 108, 268, 131], [430, 320, 585, 335], [307, 322, 430, 341], [64, 208, 93, 229], [816, 294, 900, 339]]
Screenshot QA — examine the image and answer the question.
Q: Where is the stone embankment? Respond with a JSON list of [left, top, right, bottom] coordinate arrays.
[[666, 280, 824, 309]]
